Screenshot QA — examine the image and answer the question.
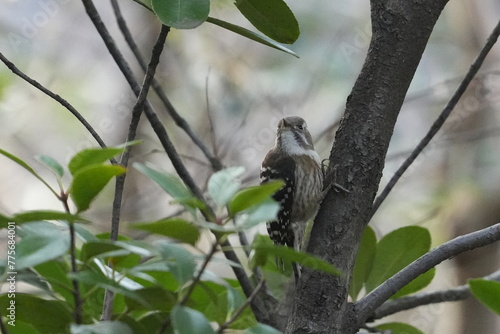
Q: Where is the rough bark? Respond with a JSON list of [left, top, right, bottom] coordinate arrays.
[[285, 1, 449, 333]]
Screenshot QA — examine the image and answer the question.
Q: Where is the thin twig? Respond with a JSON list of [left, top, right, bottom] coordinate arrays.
[[217, 279, 265, 333], [0, 52, 109, 153], [355, 222, 500, 324], [110, 0, 223, 171], [371, 269, 500, 320], [371, 19, 500, 216], [61, 195, 82, 324], [157, 240, 220, 334], [101, 24, 170, 321]]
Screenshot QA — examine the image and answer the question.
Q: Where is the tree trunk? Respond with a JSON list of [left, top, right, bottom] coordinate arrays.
[[285, 1, 450, 333]]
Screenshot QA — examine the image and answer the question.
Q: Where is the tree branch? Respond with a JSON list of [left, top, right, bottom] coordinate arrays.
[[110, 0, 223, 171], [102, 24, 170, 321], [355, 223, 500, 325], [371, 18, 500, 215], [286, 1, 449, 333], [372, 269, 500, 320], [0, 52, 109, 152]]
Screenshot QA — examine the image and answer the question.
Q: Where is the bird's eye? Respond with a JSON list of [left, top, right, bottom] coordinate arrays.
[[296, 124, 304, 130]]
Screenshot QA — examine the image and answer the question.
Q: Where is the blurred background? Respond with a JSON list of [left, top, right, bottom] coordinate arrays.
[[1, 0, 499, 333]]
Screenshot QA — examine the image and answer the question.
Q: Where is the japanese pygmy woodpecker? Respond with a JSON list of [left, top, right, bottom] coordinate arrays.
[[260, 116, 323, 256]]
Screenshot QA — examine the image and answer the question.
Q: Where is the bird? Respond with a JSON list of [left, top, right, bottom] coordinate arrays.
[[260, 116, 323, 278]]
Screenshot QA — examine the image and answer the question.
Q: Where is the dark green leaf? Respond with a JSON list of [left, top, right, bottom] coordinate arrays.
[[235, 0, 299, 44], [152, 0, 209, 29], [171, 305, 216, 334], [124, 286, 176, 311], [376, 322, 424, 334], [11, 210, 85, 223], [131, 218, 200, 245], [36, 154, 64, 177], [350, 226, 376, 301], [391, 268, 435, 299], [80, 242, 126, 263], [134, 163, 205, 210], [16, 221, 70, 270], [250, 234, 340, 275], [0, 294, 72, 334], [34, 261, 73, 303], [207, 17, 298, 57], [70, 165, 126, 212], [70, 321, 133, 334], [228, 180, 284, 216], [469, 279, 500, 315], [207, 167, 245, 208], [365, 226, 431, 293]]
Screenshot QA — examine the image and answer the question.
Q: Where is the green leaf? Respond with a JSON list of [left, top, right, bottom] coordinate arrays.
[[207, 17, 298, 58], [228, 180, 284, 216], [131, 218, 200, 245], [124, 286, 176, 311], [34, 261, 73, 303], [376, 322, 424, 334], [469, 279, 500, 315], [156, 240, 196, 285], [11, 210, 85, 224], [70, 165, 126, 212], [350, 226, 377, 301], [235, 0, 299, 44], [16, 221, 70, 270], [246, 323, 282, 334], [0, 148, 58, 196], [68, 147, 123, 175], [134, 163, 205, 210], [152, 0, 209, 29], [365, 226, 431, 294], [70, 321, 133, 334], [171, 305, 216, 334], [207, 167, 245, 209], [236, 199, 280, 231], [391, 268, 435, 299], [36, 154, 64, 177], [0, 294, 72, 334], [80, 241, 126, 263], [249, 234, 340, 275]]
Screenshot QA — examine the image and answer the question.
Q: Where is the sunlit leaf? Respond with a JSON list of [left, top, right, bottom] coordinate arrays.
[[68, 148, 123, 176], [70, 165, 126, 212]]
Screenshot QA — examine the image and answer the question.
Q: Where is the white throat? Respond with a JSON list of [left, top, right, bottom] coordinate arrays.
[[279, 131, 321, 164]]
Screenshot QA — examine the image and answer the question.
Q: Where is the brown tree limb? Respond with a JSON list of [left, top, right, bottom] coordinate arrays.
[[371, 269, 500, 320], [356, 223, 500, 324]]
